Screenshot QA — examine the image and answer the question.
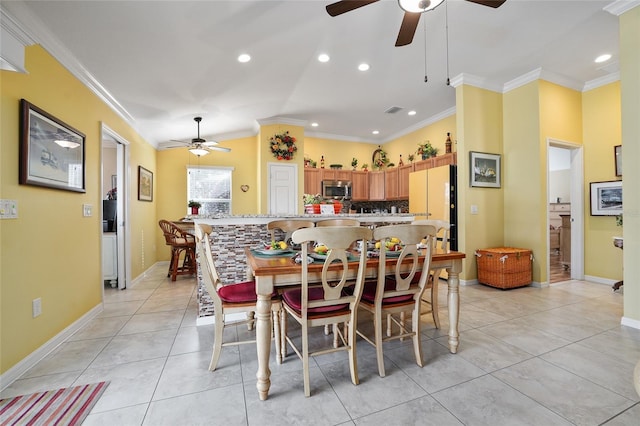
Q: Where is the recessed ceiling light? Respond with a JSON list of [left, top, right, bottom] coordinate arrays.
[[408, 110, 417, 116], [595, 54, 612, 63], [311, 122, 319, 127], [237, 54, 251, 63], [318, 54, 330, 63], [372, 130, 379, 135], [358, 63, 370, 71]]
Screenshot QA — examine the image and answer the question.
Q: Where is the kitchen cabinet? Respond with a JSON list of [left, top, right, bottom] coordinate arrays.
[[351, 171, 369, 201], [413, 158, 434, 172], [102, 232, 117, 287], [368, 171, 385, 201], [397, 164, 413, 199], [385, 168, 399, 200], [320, 169, 351, 181], [304, 168, 321, 194]]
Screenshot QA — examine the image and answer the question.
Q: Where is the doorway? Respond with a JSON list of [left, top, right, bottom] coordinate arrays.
[[547, 139, 584, 283], [101, 124, 130, 291], [268, 162, 298, 215]]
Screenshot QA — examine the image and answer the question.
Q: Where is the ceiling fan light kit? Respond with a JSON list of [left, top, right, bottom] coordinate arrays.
[[189, 146, 209, 157], [398, 0, 444, 13]]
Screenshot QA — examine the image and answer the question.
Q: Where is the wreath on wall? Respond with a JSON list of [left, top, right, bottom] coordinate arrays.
[[269, 131, 297, 160]]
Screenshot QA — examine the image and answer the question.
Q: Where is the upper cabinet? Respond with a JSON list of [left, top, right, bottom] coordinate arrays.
[[368, 171, 385, 201], [385, 167, 399, 200], [397, 164, 414, 199], [322, 169, 351, 181], [351, 171, 369, 201], [304, 168, 321, 195]]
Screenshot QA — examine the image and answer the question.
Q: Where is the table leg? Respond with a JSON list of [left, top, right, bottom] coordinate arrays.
[[447, 261, 461, 354], [255, 277, 273, 400]]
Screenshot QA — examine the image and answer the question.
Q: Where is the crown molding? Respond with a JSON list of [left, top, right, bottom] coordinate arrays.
[[604, 0, 640, 16], [384, 107, 456, 142], [503, 67, 583, 93], [0, 6, 35, 72], [256, 116, 307, 127], [449, 73, 502, 93], [583, 72, 620, 91]]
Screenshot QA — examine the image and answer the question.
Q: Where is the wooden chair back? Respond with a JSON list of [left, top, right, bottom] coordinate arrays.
[[267, 219, 315, 243], [315, 218, 361, 227], [373, 224, 436, 300], [412, 219, 450, 251]]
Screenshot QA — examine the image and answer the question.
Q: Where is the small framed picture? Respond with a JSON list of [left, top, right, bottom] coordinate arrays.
[[614, 145, 621, 177], [138, 166, 153, 201], [19, 99, 86, 192], [470, 151, 501, 188], [590, 180, 622, 216]]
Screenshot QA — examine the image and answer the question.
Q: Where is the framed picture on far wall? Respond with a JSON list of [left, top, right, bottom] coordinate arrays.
[[470, 151, 501, 188], [138, 166, 153, 201], [614, 145, 622, 176], [590, 180, 622, 216]]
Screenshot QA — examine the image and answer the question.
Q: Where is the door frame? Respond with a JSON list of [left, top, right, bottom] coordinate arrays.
[[101, 123, 131, 291], [547, 138, 584, 282]]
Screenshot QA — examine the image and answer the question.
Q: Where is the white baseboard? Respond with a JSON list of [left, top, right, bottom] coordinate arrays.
[[0, 303, 103, 391], [584, 275, 619, 286], [621, 317, 640, 330], [460, 278, 478, 286]]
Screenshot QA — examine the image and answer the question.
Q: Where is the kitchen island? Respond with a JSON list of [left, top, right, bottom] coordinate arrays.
[[191, 214, 423, 321]]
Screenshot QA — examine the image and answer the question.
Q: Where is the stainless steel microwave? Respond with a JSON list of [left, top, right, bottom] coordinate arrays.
[[322, 180, 352, 200]]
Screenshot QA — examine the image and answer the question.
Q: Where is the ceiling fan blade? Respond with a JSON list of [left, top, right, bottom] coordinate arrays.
[[464, 0, 507, 8], [207, 146, 231, 153], [160, 140, 188, 149], [326, 0, 379, 17], [395, 12, 421, 47], [202, 140, 219, 146]]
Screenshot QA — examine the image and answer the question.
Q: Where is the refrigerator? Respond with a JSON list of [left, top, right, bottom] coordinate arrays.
[[409, 164, 457, 251]]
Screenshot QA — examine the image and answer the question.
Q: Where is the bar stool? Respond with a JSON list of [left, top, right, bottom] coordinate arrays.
[[158, 220, 197, 281]]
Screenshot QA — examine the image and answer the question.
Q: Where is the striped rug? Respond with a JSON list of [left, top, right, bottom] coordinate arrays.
[[0, 381, 109, 426]]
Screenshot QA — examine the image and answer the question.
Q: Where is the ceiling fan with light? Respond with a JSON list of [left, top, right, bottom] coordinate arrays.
[[163, 116, 231, 157], [326, 0, 506, 46]]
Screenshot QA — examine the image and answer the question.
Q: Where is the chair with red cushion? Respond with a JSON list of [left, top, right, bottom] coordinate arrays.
[[281, 225, 372, 397], [355, 223, 436, 377], [412, 219, 451, 329], [197, 231, 282, 371]]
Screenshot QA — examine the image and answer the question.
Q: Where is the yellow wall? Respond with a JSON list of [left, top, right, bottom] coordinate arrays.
[[582, 82, 622, 281], [0, 46, 155, 373], [456, 85, 504, 279]]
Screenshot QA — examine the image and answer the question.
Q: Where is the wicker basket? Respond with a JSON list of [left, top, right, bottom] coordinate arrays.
[[475, 247, 532, 289]]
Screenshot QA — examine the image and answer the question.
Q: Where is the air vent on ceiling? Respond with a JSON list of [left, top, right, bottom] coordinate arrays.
[[384, 106, 404, 114]]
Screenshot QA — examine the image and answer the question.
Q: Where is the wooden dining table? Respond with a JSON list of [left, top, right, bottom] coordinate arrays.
[[244, 246, 466, 400]]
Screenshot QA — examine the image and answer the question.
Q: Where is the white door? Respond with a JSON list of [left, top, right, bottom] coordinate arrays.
[[268, 163, 298, 215]]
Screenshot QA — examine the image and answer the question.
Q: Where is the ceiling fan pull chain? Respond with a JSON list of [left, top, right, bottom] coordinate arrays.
[[445, 0, 450, 86], [423, 14, 428, 83]]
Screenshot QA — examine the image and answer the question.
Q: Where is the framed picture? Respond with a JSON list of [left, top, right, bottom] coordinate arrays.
[[614, 145, 622, 177], [138, 166, 153, 201], [19, 99, 86, 192], [590, 180, 622, 216], [470, 151, 501, 188]]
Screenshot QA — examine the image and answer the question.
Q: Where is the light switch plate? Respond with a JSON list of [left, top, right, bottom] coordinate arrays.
[[0, 199, 18, 219], [471, 205, 479, 215], [83, 204, 92, 217]]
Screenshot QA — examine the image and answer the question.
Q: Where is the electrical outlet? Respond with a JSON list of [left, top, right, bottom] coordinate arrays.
[[32, 298, 42, 318]]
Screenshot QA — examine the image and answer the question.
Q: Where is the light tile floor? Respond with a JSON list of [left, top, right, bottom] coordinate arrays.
[[2, 264, 638, 425]]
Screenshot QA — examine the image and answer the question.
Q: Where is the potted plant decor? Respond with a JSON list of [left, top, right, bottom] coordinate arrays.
[[188, 200, 202, 215]]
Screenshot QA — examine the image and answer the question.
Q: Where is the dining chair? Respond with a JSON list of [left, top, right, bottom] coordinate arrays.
[[281, 225, 372, 397], [197, 232, 282, 371], [315, 218, 361, 227], [355, 223, 436, 377], [267, 219, 315, 244], [158, 219, 197, 281], [412, 219, 450, 328]]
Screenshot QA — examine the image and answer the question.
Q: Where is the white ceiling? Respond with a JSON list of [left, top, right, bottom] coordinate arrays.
[[2, 0, 624, 148]]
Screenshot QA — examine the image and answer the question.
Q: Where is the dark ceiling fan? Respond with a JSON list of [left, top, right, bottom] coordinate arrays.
[[326, 0, 506, 46], [164, 116, 231, 157]]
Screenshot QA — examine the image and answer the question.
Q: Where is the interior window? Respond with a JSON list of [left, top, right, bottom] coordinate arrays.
[[187, 166, 233, 215]]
